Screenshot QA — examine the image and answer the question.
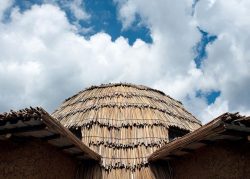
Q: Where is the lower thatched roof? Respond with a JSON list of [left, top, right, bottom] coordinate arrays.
[[149, 112, 250, 161], [0, 107, 100, 161]]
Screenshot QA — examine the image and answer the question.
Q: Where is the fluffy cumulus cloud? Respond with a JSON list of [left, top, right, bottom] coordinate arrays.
[[0, 0, 249, 124], [194, 0, 250, 121], [0, 0, 13, 19]]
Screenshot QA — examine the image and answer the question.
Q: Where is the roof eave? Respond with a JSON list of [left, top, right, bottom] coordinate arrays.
[[0, 107, 101, 161], [149, 112, 250, 161], [39, 108, 101, 161]]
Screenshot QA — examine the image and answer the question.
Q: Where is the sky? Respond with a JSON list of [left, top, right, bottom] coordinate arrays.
[[0, 0, 250, 123]]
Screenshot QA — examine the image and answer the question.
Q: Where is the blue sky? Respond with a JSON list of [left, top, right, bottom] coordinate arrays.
[[11, 0, 219, 104], [13, 0, 152, 45], [1, 0, 250, 123]]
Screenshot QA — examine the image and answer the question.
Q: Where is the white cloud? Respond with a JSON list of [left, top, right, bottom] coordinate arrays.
[[200, 98, 229, 123], [43, 0, 90, 21], [67, 0, 90, 20], [0, 4, 166, 112], [1, 0, 250, 124], [114, 0, 137, 29], [193, 0, 250, 120], [0, 0, 13, 20]]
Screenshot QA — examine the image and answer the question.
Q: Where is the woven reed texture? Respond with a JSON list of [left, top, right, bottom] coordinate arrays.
[[52, 83, 201, 178]]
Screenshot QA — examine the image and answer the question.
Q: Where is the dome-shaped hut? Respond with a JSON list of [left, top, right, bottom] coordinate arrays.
[[52, 83, 201, 178]]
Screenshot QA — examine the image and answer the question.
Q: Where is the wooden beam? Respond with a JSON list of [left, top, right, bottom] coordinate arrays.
[[199, 140, 214, 145], [224, 124, 250, 134], [0, 124, 46, 135], [41, 134, 60, 141], [9, 119, 19, 124], [40, 109, 101, 161], [181, 148, 194, 153], [220, 130, 246, 138], [76, 154, 92, 160], [167, 154, 179, 159], [0, 119, 18, 126], [72, 152, 85, 157], [224, 124, 250, 135], [59, 144, 75, 150]]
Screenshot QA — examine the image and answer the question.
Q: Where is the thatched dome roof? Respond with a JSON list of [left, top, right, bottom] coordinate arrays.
[[52, 83, 201, 178]]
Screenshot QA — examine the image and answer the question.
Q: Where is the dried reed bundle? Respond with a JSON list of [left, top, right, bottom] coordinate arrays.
[[52, 83, 201, 179]]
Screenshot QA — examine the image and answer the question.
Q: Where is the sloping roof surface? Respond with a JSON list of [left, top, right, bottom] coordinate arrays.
[[53, 83, 201, 130], [0, 107, 100, 161], [52, 83, 201, 178], [149, 112, 250, 161]]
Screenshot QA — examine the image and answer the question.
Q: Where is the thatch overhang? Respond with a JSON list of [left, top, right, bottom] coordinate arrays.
[[52, 83, 202, 178], [149, 112, 250, 161], [0, 107, 100, 161]]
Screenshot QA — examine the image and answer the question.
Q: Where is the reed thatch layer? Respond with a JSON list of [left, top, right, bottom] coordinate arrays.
[[102, 166, 155, 178], [52, 83, 201, 178], [82, 125, 168, 149]]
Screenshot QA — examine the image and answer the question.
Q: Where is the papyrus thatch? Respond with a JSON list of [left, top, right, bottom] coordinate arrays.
[[52, 83, 201, 178]]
